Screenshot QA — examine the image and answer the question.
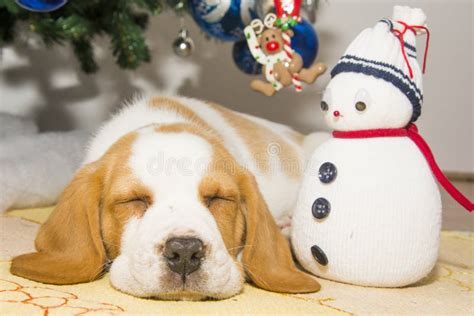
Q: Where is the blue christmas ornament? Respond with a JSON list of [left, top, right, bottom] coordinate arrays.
[[189, 0, 257, 42], [232, 40, 262, 75], [16, 0, 67, 12], [291, 18, 319, 68]]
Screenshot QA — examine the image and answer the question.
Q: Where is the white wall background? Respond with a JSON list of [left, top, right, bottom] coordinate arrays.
[[0, 0, 472, 173]]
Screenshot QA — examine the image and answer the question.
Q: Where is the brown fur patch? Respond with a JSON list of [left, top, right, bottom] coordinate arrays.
[[100, 132, 155, 259], [10, 161, 106, 284], [198, 174, 245, 258], [207, 102, 302, 178], [236, 168, 321, 293], [149, 96, 215, 133]]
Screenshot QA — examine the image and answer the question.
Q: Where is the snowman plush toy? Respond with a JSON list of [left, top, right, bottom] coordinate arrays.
[[292, 6, 473, 287]]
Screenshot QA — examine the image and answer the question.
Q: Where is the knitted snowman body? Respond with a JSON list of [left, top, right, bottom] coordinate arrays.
[[292, 6, 443, 287]]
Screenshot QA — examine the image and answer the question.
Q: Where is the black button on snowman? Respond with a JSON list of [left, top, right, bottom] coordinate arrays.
[[318, 162, 337, 184], [311, 245, 328, 266], [310, 162, 337, 266], [312, 197, 331, 219]]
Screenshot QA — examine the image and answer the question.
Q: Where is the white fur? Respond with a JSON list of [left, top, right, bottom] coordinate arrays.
[[85, 95, 317, 298], [84, 95, 187, 164]]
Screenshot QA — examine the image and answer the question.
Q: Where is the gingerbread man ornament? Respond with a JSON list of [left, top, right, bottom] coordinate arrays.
[[245, 14, 326, 96]]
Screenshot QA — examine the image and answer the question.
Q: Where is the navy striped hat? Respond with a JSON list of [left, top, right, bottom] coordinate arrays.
[[330, 7, 427, 122]]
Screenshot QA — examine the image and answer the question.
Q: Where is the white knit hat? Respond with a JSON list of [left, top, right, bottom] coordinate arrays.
[[330, 6, 429, 122]]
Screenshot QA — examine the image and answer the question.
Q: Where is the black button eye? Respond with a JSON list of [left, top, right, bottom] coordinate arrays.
[[265, 37, 269, 41], [355, 101, 367, 111], [272, 34, 276, 38], [321, 101, 329, 111]]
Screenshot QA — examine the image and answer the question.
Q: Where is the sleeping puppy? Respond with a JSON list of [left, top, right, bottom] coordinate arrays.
[[11, 95, 326, 300]]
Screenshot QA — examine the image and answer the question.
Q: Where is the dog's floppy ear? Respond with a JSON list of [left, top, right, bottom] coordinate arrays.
[[238, 170, 320, 293], [11, 162, 106, 284]]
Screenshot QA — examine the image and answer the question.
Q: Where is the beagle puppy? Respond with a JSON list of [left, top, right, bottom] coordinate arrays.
[[11, 95, 324, 300]]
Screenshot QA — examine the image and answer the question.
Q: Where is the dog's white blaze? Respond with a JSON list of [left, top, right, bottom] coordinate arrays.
[[84, 95, 188, 164], [109, 129, 242, 299]]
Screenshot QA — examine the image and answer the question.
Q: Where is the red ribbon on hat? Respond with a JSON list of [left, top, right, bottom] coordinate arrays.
[[391, 21, 430, 78], [333, 124, 473, 212]]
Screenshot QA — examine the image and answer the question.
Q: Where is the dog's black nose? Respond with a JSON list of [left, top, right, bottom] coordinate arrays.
[[163, 238, 204, 279]]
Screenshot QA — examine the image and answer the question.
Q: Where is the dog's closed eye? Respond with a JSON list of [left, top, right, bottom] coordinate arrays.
[[204, 196, 235, 208], [115, 197, 150, 216]]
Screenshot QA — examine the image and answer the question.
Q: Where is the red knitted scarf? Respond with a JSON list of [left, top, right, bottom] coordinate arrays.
[[333, 124, 473, 212]]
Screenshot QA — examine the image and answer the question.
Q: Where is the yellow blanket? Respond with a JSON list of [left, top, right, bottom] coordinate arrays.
[[1, 207, 472, 315]]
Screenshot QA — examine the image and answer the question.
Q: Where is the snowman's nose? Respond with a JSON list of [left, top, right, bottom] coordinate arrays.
[[333, 111, 341, 117]]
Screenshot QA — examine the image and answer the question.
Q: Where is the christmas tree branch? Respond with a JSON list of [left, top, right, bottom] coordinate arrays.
[[0, 0, 170, 73]]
